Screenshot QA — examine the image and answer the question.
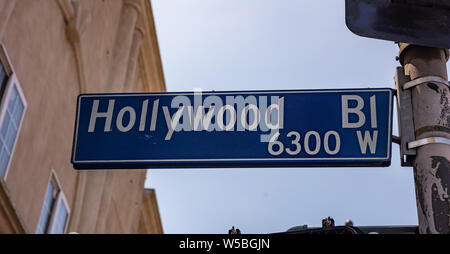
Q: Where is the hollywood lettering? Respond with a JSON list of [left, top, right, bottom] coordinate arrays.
[[87, 93, 285, 141]]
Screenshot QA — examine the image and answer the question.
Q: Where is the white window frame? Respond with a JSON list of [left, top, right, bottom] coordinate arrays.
[[47, 188, 70, 234], [0, 44, 27, 180], [36, 170, 71, 234]]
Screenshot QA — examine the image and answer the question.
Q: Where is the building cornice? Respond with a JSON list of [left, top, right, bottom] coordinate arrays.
[[139, 189, 163, 234], [0, 178, 28, 234], [55, 0, 75, 23], [138, 0, 166, 92], [56, 0, 87, 93], [124, 0, 142, 15]]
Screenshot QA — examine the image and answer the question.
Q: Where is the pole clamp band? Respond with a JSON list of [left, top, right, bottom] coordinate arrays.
[[408, 137, 450, 149], [403, 76, 449, 90]]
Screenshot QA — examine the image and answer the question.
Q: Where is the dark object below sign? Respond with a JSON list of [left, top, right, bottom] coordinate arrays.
[[279, 225, 418, 234], [345, 0, 450, 49]]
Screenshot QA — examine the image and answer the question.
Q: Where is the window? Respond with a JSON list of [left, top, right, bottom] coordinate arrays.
[[36, 180, 56, 234], [0, 45, 27, 179], [0, 62, 7, 90], [36, 173, 70, 234]]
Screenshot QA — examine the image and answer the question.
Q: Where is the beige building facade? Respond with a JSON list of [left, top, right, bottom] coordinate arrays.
[[0, 0, 165, 234]]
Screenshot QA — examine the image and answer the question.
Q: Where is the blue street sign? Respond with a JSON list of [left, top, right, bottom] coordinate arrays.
[[71, 89, 393, 169]]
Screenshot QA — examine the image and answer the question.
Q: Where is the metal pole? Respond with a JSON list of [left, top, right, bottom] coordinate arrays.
[[398, 43, 450, 234]]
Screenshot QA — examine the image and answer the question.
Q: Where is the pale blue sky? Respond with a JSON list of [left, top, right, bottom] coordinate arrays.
[[145, 0, 447, 234]]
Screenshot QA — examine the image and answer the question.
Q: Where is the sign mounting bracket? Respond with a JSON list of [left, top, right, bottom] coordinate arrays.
[[394, 67, 416, 167]]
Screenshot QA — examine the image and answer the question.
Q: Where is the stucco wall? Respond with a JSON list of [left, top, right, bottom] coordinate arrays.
[[0, 0, 165, 234]]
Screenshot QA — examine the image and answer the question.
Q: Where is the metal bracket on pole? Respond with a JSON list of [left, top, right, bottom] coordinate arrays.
[[395, 67, 416, 167], [403, 75, 449, 90], [408, 137, 450, 149], [395, 68, 450, 166]]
